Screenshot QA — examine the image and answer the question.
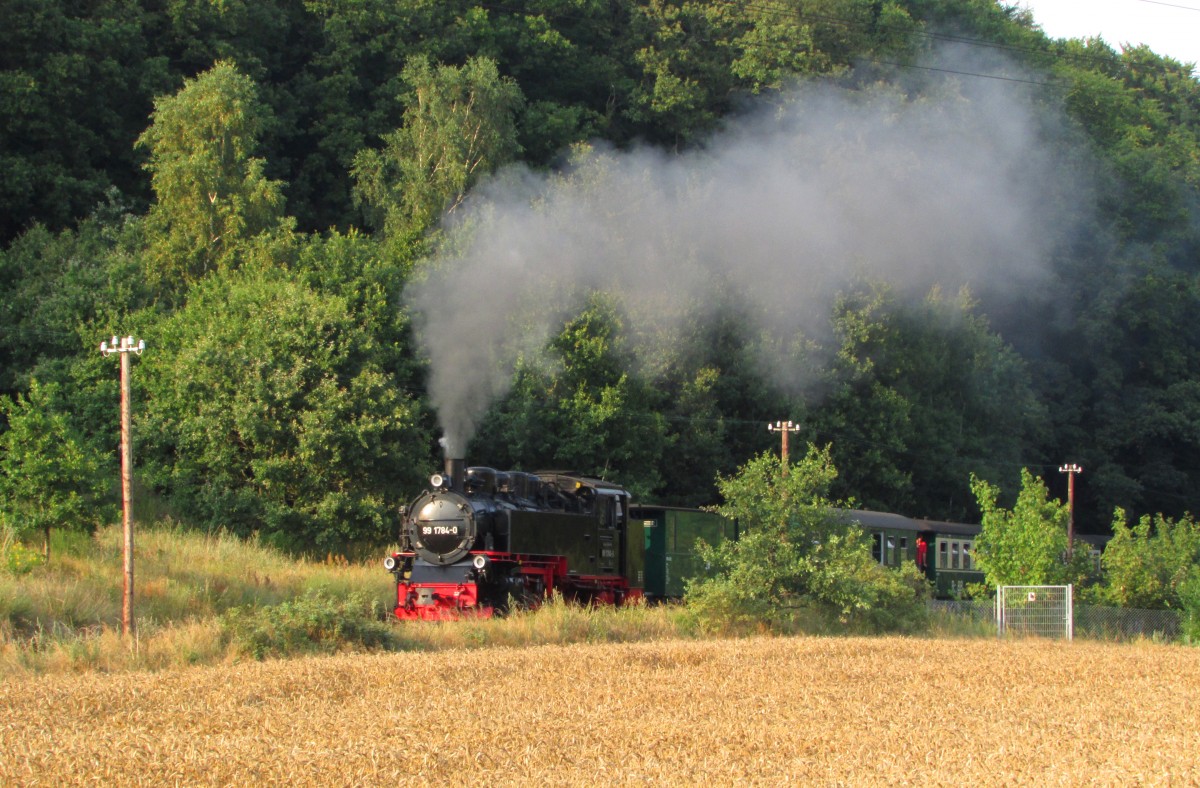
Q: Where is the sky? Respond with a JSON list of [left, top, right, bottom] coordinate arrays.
[[1018, 0, 1200, 69]]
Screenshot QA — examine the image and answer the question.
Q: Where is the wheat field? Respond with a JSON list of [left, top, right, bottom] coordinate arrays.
[[3, 635, 1198, 785]]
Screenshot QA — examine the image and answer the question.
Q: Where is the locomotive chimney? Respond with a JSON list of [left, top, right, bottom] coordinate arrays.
[[445, 455, 466, 492]]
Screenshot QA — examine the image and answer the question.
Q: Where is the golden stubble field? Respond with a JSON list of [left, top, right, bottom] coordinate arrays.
[[3, 635, 1198, 785]]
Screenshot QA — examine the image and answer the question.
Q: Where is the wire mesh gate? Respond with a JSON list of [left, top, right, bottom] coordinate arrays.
[[996, 585, 1074, 640]]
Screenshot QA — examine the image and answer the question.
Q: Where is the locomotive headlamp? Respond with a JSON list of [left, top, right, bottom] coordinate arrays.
[[383, 555, 398, 571], [472, 554, 491, 571], [430, 473, 447, 489]]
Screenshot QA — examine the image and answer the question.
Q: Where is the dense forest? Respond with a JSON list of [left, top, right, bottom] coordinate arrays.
[[3, 0, 1200, 553]]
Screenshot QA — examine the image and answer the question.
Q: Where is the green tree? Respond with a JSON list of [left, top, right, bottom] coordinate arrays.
[[0, 0, 170, 243], [137, 60, 286, 294], [809, 285, 1046, 521], [471, 297, 666, 499], [686, 448, 929, 634], [652, 311, 793, 507], [139, 266, 428, 552], [1096, 510, 1200, 610], [0, 208, 153, 397], [0, 380, 110, 561], [970, 469, 1093, 590], [352, 55, 523, 237]]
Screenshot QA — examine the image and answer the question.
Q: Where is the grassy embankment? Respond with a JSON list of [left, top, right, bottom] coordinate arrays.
[[0, 522, 700, 676], [3, 519, 1101, 677]]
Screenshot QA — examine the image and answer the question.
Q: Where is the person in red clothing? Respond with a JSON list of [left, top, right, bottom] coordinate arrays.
[[916, 536, 928, 571]]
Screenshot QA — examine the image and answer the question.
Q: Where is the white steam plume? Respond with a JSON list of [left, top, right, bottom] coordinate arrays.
[[405, 54, 1088, 457]]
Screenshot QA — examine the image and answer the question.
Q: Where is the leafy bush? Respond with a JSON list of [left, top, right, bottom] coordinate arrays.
[[970, 469, 1095, 589], [845, 563, 932, 635], [1180, 572, 1200, 646], [1095, 510, 1200, 610], [220, 589, 395, 660], [3, 540, 45, 576], [140, 265, 429, 553], [687, 449, 930, 635]]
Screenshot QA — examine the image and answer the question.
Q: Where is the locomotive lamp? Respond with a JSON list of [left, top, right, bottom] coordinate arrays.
[[99, 334, 146, 639]]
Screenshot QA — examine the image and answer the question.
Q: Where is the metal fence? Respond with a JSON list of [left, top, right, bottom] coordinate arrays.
[[929, 600, 1184, 643], [998, 585, 1073, 640]]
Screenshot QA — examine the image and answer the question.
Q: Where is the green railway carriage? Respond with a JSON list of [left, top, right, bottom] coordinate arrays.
[[632, 505, 989, 602], [844, 510, 985, 597], [632, 505, 739, 601], [925, 520, 986, 598]]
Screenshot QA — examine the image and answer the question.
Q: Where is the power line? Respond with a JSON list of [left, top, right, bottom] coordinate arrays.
[[1139, 0, 1200, 11], [867, 58, 1053, 86]]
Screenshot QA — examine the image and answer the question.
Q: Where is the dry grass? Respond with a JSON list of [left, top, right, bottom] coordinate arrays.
[[0, 524, 395, 675], [3, 635, 1198, 785]]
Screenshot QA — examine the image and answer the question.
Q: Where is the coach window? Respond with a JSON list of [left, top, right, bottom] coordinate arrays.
[[952, 542, 961, 569], [962, 543, 972, 570], [898, 536, 908, 565], [938, 541, 947, 569], [872, 533, 883, 564]]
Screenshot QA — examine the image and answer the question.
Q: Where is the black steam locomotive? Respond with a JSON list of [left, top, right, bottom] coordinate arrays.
[[384, 458, 647, 620]]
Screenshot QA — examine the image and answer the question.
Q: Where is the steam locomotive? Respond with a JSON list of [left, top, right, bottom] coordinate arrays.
[[384, 458, 650, 620]]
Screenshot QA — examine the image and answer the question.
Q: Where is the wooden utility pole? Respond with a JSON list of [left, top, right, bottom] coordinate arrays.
[[101, 335, 145, 638], [767, 420, 800, 475], [1059, 463, 1082, 560]]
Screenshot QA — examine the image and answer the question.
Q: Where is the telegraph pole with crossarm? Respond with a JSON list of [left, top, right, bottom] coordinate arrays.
[[1059, 463, 1082, 560], [768, 420, 800, 476], [100, 335, 145, 638]]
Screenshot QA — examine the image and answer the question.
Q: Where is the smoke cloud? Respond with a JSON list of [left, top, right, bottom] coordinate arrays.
[[405, 51, 1089, 457]]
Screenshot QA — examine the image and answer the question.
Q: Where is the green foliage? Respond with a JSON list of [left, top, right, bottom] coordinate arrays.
[[352, 55, 523, 236], [1070, 262, 1200, 520], [970, 469, 1093, 589], [137, 60, 286, 294], [5, 0, 1200, 566], [686, 448, 929, 634], [471, 297, 666, 499], [650, 311, 792, 506], [139, 265, 429, 552], [625, 1, 740, 144], [1095, 510, 1200, 610], [220, 588, 394, 659], [810, 285, 1046, 521], [0, 213, 152, 396], [0, 380, 110, 552], [1, 527, 45, 576], [1181, 573, 1200, 645], [0, 0, 170, 242], [855, 562, 932, 635]]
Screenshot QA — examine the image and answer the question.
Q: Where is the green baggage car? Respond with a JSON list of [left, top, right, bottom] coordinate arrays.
[[632, 505, 739, 601]]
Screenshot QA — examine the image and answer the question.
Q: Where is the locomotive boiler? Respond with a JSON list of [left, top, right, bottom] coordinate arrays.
[[384, 457, 645, 620]]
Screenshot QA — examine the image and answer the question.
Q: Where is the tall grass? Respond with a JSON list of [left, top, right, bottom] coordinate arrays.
[[0, 521, 396, 675], [397, 593, 700, 652]]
